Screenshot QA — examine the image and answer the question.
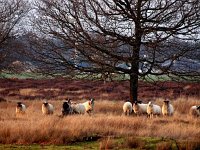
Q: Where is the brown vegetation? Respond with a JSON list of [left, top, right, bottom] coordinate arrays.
[[0, 78, 199, 101], [0, 98, 199, 145]]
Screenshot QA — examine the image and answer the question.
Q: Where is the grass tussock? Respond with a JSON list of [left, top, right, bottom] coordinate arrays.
[[177, 140, 200, 150], [0, 97, 199, 144], [99, 137, 115, 150], [124, 137, 146, 149], [156, 142, 173, 150]]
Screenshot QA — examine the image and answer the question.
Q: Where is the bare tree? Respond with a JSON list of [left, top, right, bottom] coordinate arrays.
[[32, 0, 200, 102], [0, 0, 29, 72]]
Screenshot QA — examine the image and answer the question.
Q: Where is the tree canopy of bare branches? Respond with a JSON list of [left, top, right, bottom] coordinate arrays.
[[0, 0, 29, 72], [32, 0, 200, 102]]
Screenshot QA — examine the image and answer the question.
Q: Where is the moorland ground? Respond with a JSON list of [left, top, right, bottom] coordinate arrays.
[[0, 78, 199, 149], [0, 78, 199, 101]]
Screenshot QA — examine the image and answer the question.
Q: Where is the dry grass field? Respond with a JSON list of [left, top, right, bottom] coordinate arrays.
[[0, 98, 199, 145], [0, 79, 199, 149]]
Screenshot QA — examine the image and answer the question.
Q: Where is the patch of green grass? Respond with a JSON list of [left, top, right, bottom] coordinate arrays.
[[122, 137, 181, 150], [140, 137, 164, 149], [141, 74, 172, 82], [0, 72, 46, 79], [68, 140, 100, 150], [0, 137, 199, 150], [0, 141, 99, 150], [0, 144, 42, 150]]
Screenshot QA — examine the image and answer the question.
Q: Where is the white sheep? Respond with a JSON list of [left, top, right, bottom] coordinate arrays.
[[133, 101, 148, 115], [71, 103, 86, 114], [123, 101, 133, 116], [189, 105, 200, 117], [72, 98, 95, 115], [147, 101, 161, 118], [16, 102, 26, 115], [42, 101, 54, 115], [161, 100, 174, 116]]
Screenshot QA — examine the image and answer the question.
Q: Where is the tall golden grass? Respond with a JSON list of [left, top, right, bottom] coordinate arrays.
[[0, 97, 199, 144]]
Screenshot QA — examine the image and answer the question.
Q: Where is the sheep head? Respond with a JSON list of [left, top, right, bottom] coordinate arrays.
[[133, 103, 139, 112], [90, 98, 95, 103], [17, 102, 22, 107], [163, 100, 169, 104], [148, 101, 153, 107], [65, 98, 72, 104], [43, 102, 49, 107], [63, 101, 70, 109]]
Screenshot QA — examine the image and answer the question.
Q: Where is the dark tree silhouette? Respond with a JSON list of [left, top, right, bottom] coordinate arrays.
[[32, 0, 200, 102]]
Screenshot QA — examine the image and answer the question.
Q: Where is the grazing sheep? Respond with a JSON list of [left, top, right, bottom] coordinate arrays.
[[147, 101, 161, 118], [71, 103, 86, 114], [189, 105, 200, 117], [133, 101, 148, 115], [42, 101, 54, 115], [82, 98, 95, 115], [62, 99, 73, 116], [161, 100, 174, 116], [71, 98, 95, 115], [16, 102, 26, 115], [123, 101, 133, 116]]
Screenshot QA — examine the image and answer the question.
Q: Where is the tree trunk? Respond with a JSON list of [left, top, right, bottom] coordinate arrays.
[[129, 0, 141, 104], [130, 73, 138, 104], [130, 43, 140, 104]]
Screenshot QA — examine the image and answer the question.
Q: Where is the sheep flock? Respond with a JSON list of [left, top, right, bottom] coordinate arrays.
[[15, 98, 95, 117], [124, 99, 200, 118], [14, 98, 200, 118]]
